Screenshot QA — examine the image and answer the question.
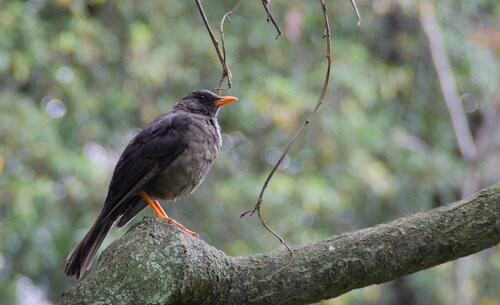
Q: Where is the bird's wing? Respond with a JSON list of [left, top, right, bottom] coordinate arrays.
[[99, 111, 191, 221]]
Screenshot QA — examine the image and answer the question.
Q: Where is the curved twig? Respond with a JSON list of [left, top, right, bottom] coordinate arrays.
[[240, 0, 333, 277], [241, 0, 332, 219]]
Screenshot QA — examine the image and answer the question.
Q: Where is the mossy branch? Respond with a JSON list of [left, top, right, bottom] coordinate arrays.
[[59, 182, 500, 305]]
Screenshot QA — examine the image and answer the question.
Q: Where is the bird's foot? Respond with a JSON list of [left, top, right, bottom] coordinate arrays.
[[152, 200, 198, 237], [140, 190, 199, 237], [161, 215, 199, 237]]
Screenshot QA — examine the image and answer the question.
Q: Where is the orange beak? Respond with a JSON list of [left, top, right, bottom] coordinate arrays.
[[214, 96, 238, 106]]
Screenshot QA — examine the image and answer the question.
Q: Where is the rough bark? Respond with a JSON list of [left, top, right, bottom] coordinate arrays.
[[59, 182, 500, 305]]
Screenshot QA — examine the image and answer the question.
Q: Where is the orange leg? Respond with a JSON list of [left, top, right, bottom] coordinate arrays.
[[139, 190, 199, 237]]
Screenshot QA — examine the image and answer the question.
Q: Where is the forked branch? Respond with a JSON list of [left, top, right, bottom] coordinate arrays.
[[194, 0, 242, 94]]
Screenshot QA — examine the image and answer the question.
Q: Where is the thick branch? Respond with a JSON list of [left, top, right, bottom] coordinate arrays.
[[59, 183, 500, 305]]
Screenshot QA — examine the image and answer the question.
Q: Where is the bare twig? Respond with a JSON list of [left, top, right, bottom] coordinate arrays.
[[240, 0, 333, 278], [194, 0, 237, 94], [217, 0, 245, 93], [261, 0, 283, 39], [241, 0, 332, 219], [350, 0, 361, 25]]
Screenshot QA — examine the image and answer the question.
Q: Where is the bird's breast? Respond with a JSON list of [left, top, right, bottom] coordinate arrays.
[[144, 118, 221, 201]]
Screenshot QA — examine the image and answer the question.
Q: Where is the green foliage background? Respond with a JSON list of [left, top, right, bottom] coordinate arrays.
[[0, 0, 499, 304]]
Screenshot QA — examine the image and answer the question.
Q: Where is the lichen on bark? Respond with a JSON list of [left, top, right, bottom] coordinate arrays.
[[59, 183, 500, 305]]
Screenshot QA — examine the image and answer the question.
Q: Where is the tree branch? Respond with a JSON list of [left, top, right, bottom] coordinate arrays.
[[60, 182, 500, 305]]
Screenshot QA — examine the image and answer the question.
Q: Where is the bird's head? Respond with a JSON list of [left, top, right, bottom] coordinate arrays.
[[174, 89, 238, 117]]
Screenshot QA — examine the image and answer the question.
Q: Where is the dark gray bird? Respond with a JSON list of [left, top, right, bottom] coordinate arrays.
[[65, 89, 238, 279]]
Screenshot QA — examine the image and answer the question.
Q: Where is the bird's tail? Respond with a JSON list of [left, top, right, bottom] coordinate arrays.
[[64, 215, 114, 279]]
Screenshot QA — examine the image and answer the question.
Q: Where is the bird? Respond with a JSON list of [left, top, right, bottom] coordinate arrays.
[[64, 89, 238, 279]]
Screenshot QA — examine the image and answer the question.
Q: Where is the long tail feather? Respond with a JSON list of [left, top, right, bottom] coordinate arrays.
[[64, 216, 114, 279]]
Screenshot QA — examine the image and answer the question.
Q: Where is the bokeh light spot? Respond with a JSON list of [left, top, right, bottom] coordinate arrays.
[[44, 99, 66, 119], [460, 93, 478, 113], [55, 66, 74, 83]]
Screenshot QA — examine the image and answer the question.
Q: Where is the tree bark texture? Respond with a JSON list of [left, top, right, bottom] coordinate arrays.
[[59, 182, 500, 305]]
